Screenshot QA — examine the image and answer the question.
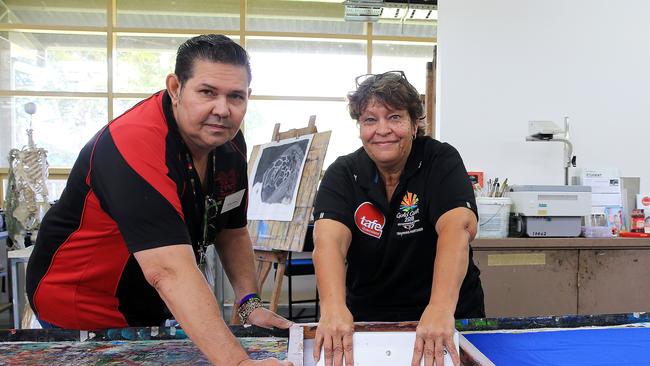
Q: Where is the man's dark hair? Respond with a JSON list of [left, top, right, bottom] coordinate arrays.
[[348, 72, 426, 136], [174, 34, 251, 86]]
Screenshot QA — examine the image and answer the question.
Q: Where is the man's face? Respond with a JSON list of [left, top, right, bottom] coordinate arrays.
[[168, 59, 251, 157]]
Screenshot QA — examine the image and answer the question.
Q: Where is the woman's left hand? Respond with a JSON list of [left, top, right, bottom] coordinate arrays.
[[411, 304, 459, 366], [247, 307, 293, 329]]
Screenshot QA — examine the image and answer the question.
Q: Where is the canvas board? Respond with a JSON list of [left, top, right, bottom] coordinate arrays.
[[248, 134, 313, 221], [303, 331, 459, 366]]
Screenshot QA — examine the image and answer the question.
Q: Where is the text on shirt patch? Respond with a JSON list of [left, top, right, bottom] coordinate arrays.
[[221, 188, 246, 214], [354, 202, 385, 239], [396, 192, 423, 236]]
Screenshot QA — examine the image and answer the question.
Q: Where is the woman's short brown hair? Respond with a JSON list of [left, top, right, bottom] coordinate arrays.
[[348, 71, 426, 136]]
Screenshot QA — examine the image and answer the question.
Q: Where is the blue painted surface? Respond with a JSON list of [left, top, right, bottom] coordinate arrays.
[[258, 221, 270, 239], [465, 327, 650, 365], [289, 259, 314, 266]]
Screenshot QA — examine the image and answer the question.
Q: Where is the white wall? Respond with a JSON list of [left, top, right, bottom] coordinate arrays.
[[438, 0, 650, 194]]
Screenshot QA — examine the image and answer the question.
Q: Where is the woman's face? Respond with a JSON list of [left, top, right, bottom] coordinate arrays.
[[358, 98, 415, 171]]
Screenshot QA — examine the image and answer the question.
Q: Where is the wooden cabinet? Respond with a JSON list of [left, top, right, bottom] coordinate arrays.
[[473, 249, 579, 317], [578, 249, 650, 315], [471, 238, 650, 317]]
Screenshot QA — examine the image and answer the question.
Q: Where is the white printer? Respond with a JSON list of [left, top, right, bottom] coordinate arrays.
[[509, 185, 592, 237]]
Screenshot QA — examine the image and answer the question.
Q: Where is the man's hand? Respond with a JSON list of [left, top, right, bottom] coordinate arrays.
[[314, 305, 354, 366], [411, 304, 459, 366], [247, 307, 293, 329], [238, 359, 293, 366]]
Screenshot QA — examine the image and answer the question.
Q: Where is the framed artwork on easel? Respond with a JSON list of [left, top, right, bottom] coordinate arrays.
[[229, 117, 330, 324]]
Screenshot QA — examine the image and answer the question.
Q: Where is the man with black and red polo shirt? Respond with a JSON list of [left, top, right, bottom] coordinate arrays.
[[26, 35, 292, 366]]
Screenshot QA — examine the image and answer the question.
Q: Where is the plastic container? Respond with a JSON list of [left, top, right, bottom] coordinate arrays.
[[476, 197, 512, 238], [582, 225, 613, 238], [631, 209, 645, 233]]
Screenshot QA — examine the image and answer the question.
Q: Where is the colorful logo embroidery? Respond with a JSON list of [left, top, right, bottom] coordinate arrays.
[[400, 192, 419, 213], [354, 202, 385, 239], [396, 191, 423, 235]]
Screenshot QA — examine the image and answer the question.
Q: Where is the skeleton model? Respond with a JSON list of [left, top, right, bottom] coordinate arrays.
[[4, 102, 50, 248]]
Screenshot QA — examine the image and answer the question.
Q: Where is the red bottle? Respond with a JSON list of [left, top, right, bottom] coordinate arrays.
[[631, 209, 645, 233]]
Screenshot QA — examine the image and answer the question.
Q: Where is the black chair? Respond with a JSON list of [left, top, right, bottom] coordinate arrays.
[[280, 224, 319, 321], [0, 226, 10, 313]]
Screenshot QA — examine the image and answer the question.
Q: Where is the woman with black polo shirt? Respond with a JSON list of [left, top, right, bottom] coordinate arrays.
[[312, 71, 484, 366]]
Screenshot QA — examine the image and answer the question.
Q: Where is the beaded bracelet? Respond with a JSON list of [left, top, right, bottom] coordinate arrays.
[[237, 295, 263, 324], [239, 293, 259, 307]]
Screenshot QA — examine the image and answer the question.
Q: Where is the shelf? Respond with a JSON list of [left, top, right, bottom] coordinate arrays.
[[472, 237, 650, 250]]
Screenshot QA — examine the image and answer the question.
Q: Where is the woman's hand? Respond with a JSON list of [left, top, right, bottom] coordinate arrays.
[[313, 305, 355, 366], [411, 304, 459, 366]]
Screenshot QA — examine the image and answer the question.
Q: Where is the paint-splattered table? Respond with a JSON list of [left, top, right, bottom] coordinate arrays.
[[0, 325, 287, 365], [1, 313, 649, 365]]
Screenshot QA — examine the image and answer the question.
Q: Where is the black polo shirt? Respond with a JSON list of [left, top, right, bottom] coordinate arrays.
[[314, 136, 484, 321]]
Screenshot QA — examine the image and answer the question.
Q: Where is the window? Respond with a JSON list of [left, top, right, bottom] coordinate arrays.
[[247, 37, 365, 98], [2, 97, 107, 167], [372, 41, 435, 93], [116, 0, 240, 30], [373, 18, 436, 38], [0, 0, 107, 27], [247, 0, 365, 35], [115, 35, 200, 93], [2, 32, 107, 92], [245, 100, 360, 167], [113, 98, 142, 118], [0, 1, 436, 169]]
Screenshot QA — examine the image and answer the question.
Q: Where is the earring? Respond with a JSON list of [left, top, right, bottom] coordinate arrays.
[[412, 134, 416, 140]]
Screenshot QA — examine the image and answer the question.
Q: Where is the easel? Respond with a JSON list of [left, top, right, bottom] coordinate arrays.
[[230, 116, 331, 324], [425, 45, 437, 137]]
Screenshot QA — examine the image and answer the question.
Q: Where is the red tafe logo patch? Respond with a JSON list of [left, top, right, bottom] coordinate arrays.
[[642, 196, 650, 206], [354, 202, 385, 239]]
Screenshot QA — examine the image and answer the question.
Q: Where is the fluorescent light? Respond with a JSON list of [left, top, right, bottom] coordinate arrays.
[[380, 7, 437, 20], [344, 0, 437, 22]]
